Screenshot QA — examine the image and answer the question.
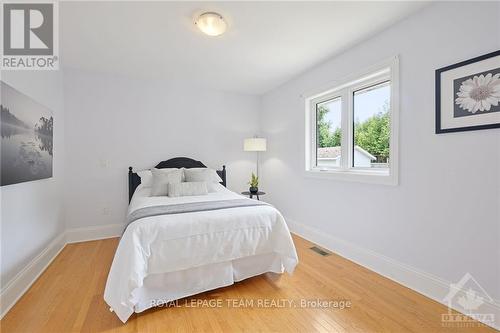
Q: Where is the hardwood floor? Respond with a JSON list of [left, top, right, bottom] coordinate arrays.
[[1, 234, 496, 333]]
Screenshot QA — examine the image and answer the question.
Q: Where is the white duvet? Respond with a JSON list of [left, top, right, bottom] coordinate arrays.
[[104, 185, 298, 323]]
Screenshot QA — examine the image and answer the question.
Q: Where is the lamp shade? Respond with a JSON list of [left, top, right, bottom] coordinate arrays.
[[244, 138, 266, 152]]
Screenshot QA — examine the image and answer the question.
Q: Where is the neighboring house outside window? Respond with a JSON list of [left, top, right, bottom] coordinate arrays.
[[305, 57, 399, 185], [317, 146, 376, 168]]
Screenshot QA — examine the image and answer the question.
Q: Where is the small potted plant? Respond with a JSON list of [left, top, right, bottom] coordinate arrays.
[[248, 173, 259, 194]]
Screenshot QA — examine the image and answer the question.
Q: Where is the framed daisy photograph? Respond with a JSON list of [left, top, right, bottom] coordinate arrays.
[[435, 50, 500, 134]]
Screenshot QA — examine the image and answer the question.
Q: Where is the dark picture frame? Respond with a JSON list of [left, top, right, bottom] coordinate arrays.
[[435, 50, 500, 134]]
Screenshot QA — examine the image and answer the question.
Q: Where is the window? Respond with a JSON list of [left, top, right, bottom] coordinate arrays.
[[305, 57, 399, 185], [353, 81, 390, 169], [316, 97, 342, 168]]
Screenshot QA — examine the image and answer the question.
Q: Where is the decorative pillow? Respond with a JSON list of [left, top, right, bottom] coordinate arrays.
[[167, 182, 208, 197], [150, 168, 183, 196], [137, 168, 181, 187], [153, 167, 182, 174], [183, 168, 223, 183], [136, 170, 152, 187]]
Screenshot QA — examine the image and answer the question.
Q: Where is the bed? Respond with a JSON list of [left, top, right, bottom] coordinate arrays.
[[104, 157, 299, 323]]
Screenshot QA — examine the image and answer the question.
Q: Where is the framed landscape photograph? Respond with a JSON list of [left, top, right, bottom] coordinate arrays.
[[1, 81, 53, 186], [435, 50, 500, 134]]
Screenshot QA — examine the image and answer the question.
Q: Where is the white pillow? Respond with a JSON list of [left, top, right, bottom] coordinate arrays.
[[136, 170, 152, 187], [153, 167, 181, 174], [167, 182, 208, 197], [183, 168, 223, 183], [137, 168, 181, 187], [150, 168, 183, 196]]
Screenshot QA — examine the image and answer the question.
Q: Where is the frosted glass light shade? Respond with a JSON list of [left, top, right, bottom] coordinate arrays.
[[244, 138, 267, 152], [195, 12, 227, 36]]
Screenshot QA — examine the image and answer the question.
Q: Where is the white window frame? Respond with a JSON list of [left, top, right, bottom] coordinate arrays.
[[304, 56, 399, 185]]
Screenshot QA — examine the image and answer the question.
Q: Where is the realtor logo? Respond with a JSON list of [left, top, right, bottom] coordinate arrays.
[[1, 1, 58, 70], [441, 273, 495, 328]]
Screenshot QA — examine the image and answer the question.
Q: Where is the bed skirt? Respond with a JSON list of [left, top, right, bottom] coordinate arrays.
[[132, 252, 286, 313]]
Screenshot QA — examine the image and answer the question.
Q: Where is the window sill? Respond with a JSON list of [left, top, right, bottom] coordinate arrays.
[[304, 168, 398, 186]]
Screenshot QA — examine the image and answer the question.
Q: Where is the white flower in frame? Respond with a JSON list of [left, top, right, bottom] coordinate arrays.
[[455, 73, 500, 113]]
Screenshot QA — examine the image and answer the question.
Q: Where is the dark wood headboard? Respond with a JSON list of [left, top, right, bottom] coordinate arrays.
[[128, 157, 226, 203]]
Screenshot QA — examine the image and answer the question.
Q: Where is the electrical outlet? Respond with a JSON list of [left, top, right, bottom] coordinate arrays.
[[102, 207, 110, 215]]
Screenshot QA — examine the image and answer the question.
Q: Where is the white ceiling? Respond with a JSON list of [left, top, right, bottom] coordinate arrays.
[[61, 1, 428, 95]]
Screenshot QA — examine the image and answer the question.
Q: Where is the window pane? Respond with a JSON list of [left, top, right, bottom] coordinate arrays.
[[316, 97, 342, 168], [353, 81, 390, 169]]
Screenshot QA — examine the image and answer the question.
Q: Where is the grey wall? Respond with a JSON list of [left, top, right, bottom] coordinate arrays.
[[1, 70, 65, 286], [260, 1, 500, 300], [63, 69, 261, 229]]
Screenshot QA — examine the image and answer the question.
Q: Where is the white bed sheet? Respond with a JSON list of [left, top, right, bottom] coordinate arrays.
[[104, 185, 298, 323]]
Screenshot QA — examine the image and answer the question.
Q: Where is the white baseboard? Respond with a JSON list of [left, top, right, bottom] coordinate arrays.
[[0, 232, 66, 318], [287, 218, 500, 331], [0, 223, 123, 319], [65, 223, 123, 244]]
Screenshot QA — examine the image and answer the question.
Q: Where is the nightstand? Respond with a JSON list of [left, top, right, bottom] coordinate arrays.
[[241, 191, 266, 200]]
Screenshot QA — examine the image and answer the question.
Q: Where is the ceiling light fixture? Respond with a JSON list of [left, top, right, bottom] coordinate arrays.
[[195, 12, 227, 36]]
